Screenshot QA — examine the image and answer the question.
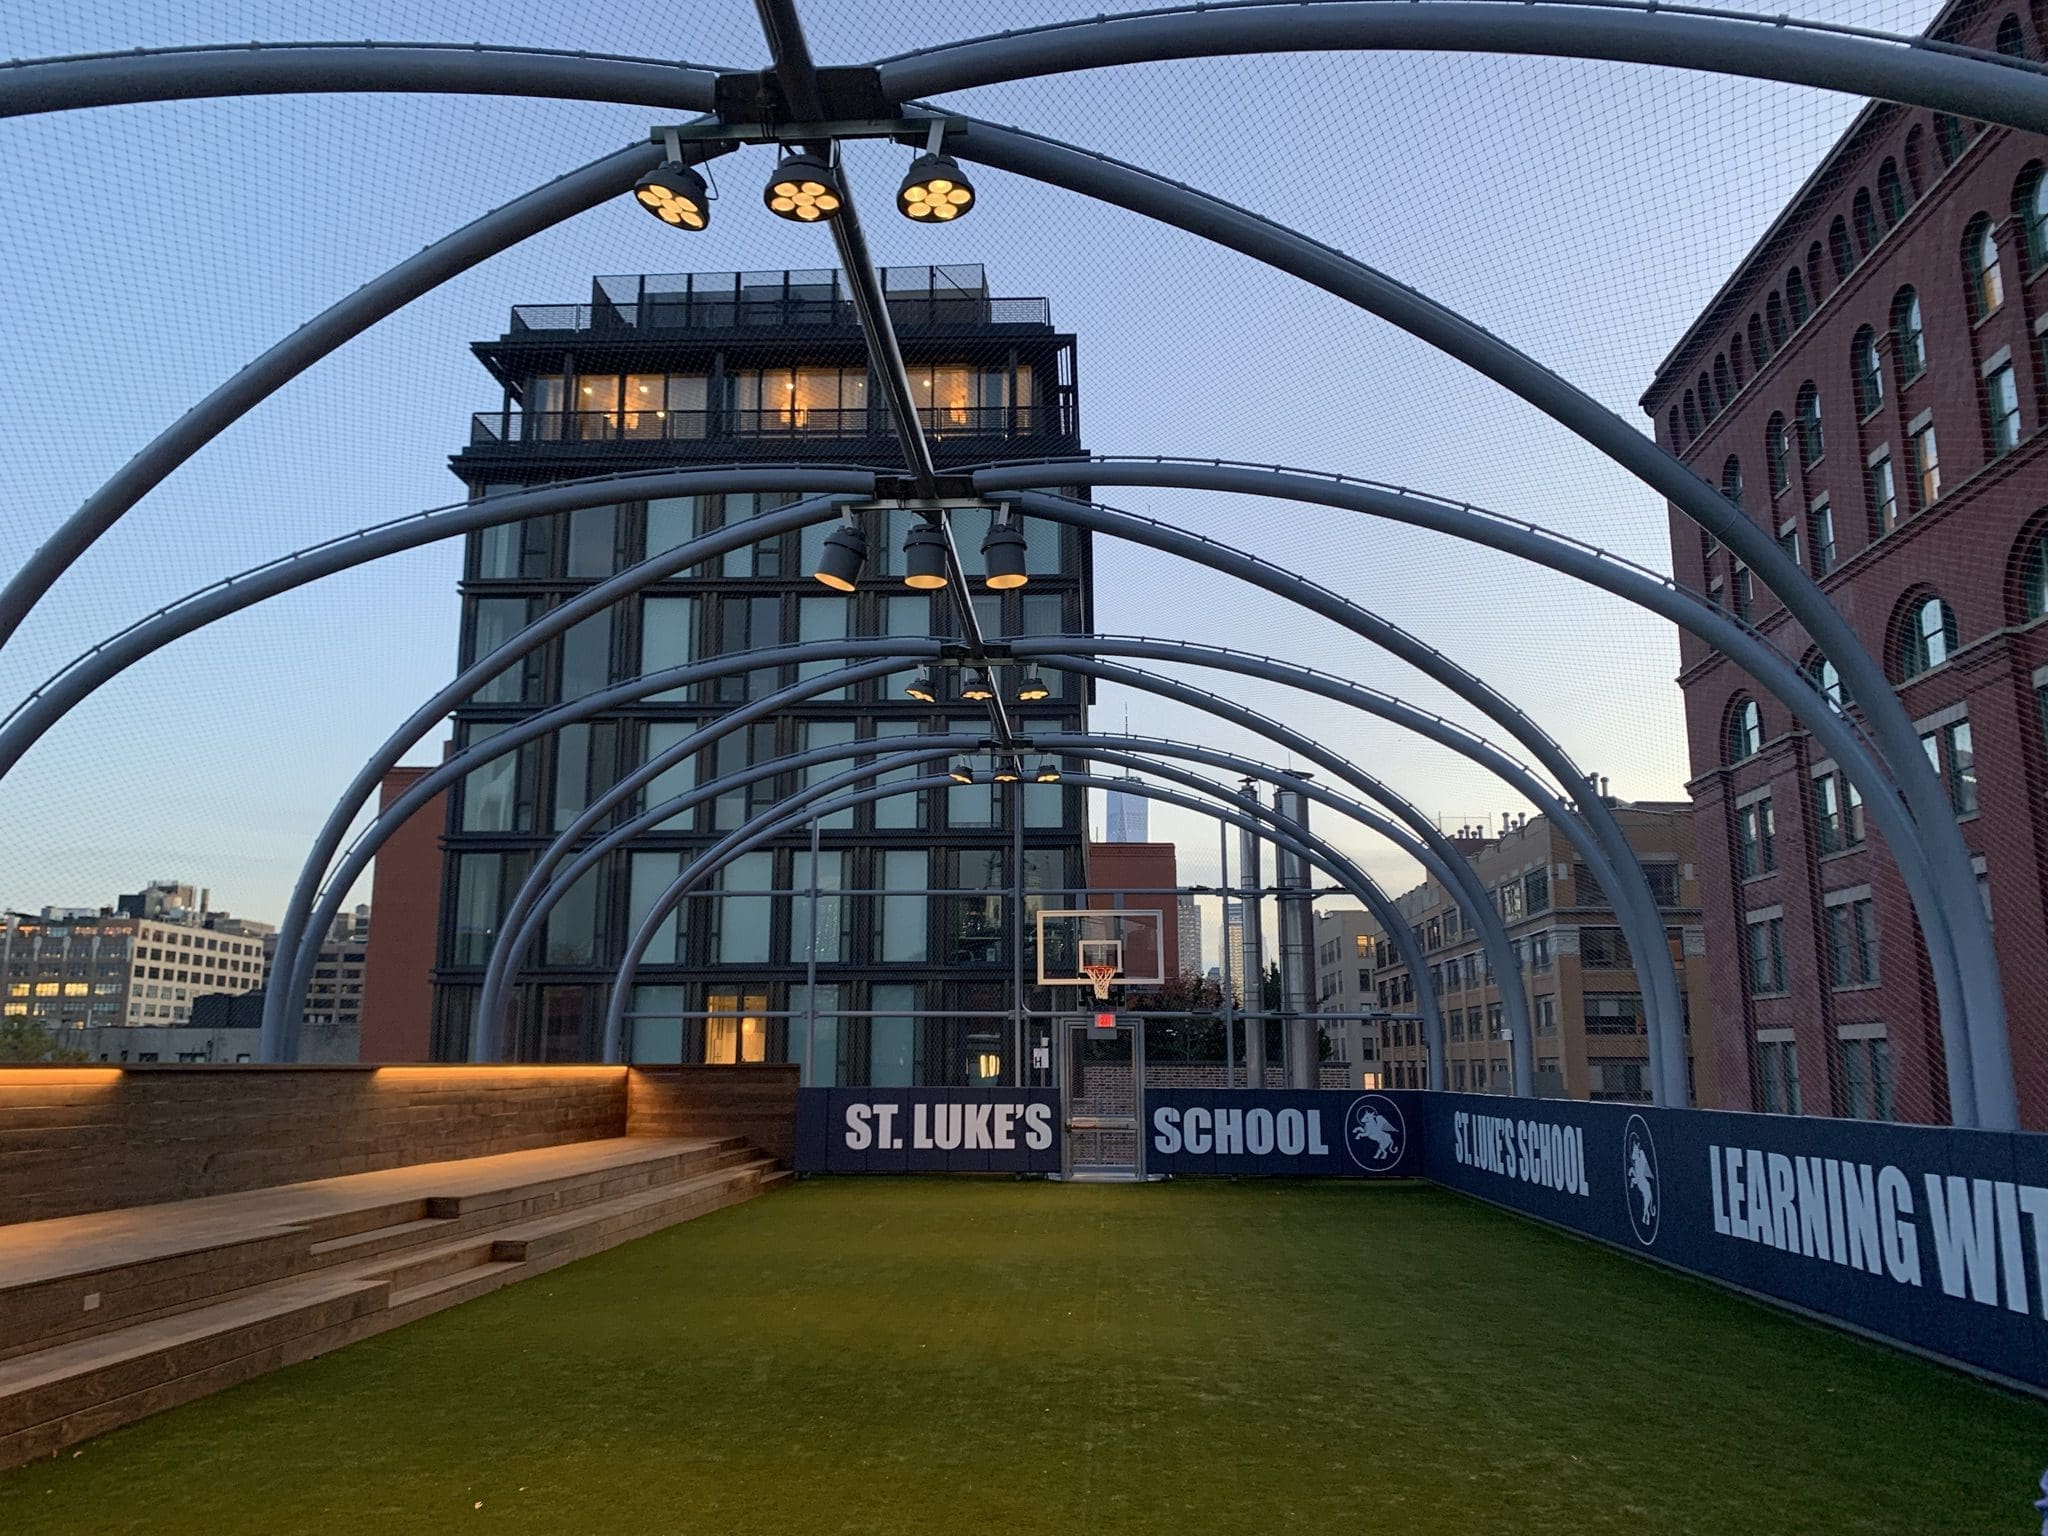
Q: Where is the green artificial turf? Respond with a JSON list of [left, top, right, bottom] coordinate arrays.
[[1, 1179, 2042, 1534]]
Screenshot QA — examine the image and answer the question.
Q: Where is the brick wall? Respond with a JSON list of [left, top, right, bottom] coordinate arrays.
[[624, 1065, 800, 1166]]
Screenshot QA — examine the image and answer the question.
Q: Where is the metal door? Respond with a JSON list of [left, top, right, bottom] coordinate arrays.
[[1057, 1015, 1147, 1180]]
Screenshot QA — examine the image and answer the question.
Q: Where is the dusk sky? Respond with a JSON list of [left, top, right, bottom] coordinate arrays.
[[0, 0, 1947, 957]]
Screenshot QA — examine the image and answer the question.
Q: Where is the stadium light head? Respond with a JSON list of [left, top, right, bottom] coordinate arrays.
[[764, 152, 844, 223], [898, 153, 975, 223], [905, 667, 937, 704], [949, 759, 976, 784], [1033, 759, 1061, 783], [811, 513, 868, 591], [980, 512, 1028, 590], [903, 520, 950, 590], [633, 161, 710, 230], [1015, 664, 1051, 702], [962, 667, 995, 702], [993, 761, 1021, 783]]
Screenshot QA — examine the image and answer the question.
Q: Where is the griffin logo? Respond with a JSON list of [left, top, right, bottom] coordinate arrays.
[[1343, 1094, 1406, 1172], [1624, 1114, 1661, 1246]]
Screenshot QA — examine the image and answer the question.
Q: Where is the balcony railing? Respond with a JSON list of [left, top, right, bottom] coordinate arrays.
[[467, 403, 1069, 447], [508, 291, 1051, 335]]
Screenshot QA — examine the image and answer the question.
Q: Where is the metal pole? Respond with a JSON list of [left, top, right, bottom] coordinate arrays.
[[1012, 777, 1026, 1086], [1237, 778, 1266, 1089], [805, 814, 820, 1087], [1218, 820, 1235, 1089]]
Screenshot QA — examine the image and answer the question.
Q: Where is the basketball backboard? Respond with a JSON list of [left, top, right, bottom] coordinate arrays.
[[1035, 908, 1167, 989]]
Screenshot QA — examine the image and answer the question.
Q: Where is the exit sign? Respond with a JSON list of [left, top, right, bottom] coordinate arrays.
[[1093, 1012, 1117, 1032]]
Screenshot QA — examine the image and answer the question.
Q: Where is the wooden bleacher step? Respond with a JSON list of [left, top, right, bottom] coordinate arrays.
[[306, 1215, 457, 1259]]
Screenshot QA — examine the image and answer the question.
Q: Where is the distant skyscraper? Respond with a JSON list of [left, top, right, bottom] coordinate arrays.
[[1223, 899, 1246, 1006], [1106, 778, 1149, 842], [1176, 896, 1202, 982]]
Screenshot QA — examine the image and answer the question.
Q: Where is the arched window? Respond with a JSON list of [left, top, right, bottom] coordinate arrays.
[[1904, 125, 1926, 196], [2015, 163, 2048, 273], [1807, 652, 1846, 710], [1683, 391, 1702, 440], [1715, 353, 1733, 405], [1698, 371, 1715, 418], [1853, 327, 1884, 416], [1830, 215, 1855, 278], [1897, 594, 1959, 678], [1892, 287, 1926, 377], [1721, 456, 1744, 509], [1750, 311, 1771, 364], [1965, 214, 2004, 319], [1766, 412, 1790, 493], [2018, 523, 2048, 620], [1786, 267, 1809, 326], [1795, 382, 1824, 465], [1730, 335, 1748, 385], [1728, 698, 1763, 763], [1766, 293, 1788, 347], [1998, 12, 2026, 55], [1853, 190, 1879, 254], [1936, 113, 1967, 166], [1879, 158, 1907, 224], [1807, 242, 1826, 302]]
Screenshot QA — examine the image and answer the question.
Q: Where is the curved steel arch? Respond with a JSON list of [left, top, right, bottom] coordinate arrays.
[[261, 489, 860, 1049], [878, 1, 2048, 127], [937, 122, 2007, 1122], [480, 725, 1504, 1087], [269, 646, 943, 1060], [601, 762, 1438, 1071], [0, 140, 671, 652], [0, 44, 722, 118]]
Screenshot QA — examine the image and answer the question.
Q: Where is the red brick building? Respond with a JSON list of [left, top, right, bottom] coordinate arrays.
[[358, 765, 446, 1062], [1643, 0, 2048, 1127], [1085, 841, 1182, 980]]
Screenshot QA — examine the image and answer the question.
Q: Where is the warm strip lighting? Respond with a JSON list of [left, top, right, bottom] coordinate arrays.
[[0, 1067, 124, 1087]]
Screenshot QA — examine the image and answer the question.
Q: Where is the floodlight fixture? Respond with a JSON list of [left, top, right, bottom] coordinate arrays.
[[1033, 760, 1061, 783], [980, 511, 1028, 590], [633, 161, 711, 230], [811, 512, 868, 590], [993, 762, 1021, 783], [902, 520, 950, 590], [962, 667, 995, 701], [949, 760, 976, 784], [905, 666, 937, 703], [1015, 664, 1051, 702], [764, 151, 844, 223], [898, 153, 975, 223]]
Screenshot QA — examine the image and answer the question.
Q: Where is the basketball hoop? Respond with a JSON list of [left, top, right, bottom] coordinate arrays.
[[1081, 962, 1120, 1002]]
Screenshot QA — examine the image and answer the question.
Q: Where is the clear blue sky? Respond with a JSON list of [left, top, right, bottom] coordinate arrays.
[[0, 0, 1943, 935]]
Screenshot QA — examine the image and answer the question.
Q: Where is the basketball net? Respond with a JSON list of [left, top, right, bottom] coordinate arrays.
[[1081, 963, 1120, 1002]]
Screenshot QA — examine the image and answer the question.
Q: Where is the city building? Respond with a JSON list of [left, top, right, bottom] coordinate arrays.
[[1176, 893, 1203, 983], [1365, 805, 1718, 1103], [1105, 777, 1149, 842], [1643, 0, 2048, 1126], [360, 764, 447, 1062], [437, 265, 1091, 1077], [1223, 899, 1247, 1005], [1085, 840, 1183, 979], [0, 887, 269, 1037], [1313, 906, 1380, 1086]]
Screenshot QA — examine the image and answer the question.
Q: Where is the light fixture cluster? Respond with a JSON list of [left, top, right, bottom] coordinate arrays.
[[949, 758, 1062, 785], [810, 509, 1030, 594], [901, 663, 1053, 707], [631, 133, 977, 232]]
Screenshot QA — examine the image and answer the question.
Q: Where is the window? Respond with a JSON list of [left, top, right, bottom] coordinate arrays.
[[1737, 798, 1777, 878], [1911, 421, 1941, 505], [1795, 382, 1824, 465], [1728, 697, 1763, 762], [1813, 771, 1866, 854], [1755, 1036, 1803, 1115], [1715, 354, 1733, 407], [1584, 994, 1645, 1036], [1777, 519, 1799, 565], [1524, 868, 1549, 913], [2019, 163, 2048, 273], [1853, 328, 1883, 415], [1936, 113, 1967, 167], [1449, 1009, 1465, 1042], [1893, 289, 1926, 378], [1720, 456, 1743, 510], [1733, 563, 1754, 621], [1898, 595, 1957, 678], [1746, 915, 1787, 994], [1529, 931, 1553, 973], [1868, 451, 1898, 536], [1826, 896, 1880, 987], [1487, 1003, 1505, 1040], [1767, 414, 1790, 493], [1809, 653, 1845, 711], [1838, 1032, 1895, 1121], [1966, 215, 2004, 319], [1810, 501, 1836, 577], [1830, 214, 1855, 278], [1879, 158, 1907, 224], [1535, 995, 1557, 1036], [1922, 719, 1979, 814], [1854, 189, 1879, 254], [1999, 11, 2027, 54], [2022, 526, 2048, 619], [1988, 361, 2022, 456], [878, 849, 928, 962], [1580, 928, 1632, 969], [1786, 267, 1809, 326], [1683, 392, 1701, 440]]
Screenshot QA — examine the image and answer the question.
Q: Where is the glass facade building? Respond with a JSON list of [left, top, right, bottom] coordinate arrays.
[[435, 265, 1092, 1078]]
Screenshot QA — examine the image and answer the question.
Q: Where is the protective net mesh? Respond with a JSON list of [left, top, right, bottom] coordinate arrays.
[[1, 0, 2041, 1124]]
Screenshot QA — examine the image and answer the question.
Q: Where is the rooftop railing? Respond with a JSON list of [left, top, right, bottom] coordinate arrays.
[[504, 265, 1052, 335], [466, 401, 1072, 447]]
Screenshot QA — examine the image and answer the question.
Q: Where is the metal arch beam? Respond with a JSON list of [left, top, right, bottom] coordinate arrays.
[[266, 645, 942, 1060], [877, 2, 2048, 132], [988, 469, 1984, 1120], [940, 121, 2007, 1122], [486, 725, 1472, 1083], [0, 468, 876, 783], [998, 492, 1686, 1105], [1061, 744, 1489, 1087], [600, 760, 1437, 1068], [262, 489, 859, 1051], [0, 44, 723, 118], [0, 140, 675, 653]]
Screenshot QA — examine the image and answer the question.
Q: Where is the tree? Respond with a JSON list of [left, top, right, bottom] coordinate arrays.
[[0, 1019, 90, 1064]]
